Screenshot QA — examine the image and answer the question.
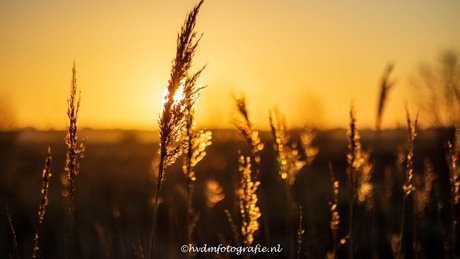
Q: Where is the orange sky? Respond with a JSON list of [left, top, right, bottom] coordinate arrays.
[[1, 1, 459, 130]]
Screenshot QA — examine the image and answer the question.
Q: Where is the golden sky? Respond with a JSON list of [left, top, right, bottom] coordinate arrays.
[[1, 0, 459, 130]]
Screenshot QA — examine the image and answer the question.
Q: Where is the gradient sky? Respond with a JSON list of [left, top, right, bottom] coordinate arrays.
[[1, 0, 459, 130]]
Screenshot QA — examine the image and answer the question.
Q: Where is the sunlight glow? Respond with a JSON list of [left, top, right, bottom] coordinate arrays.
[[173, 78, 186, 107], [161, 78, 186, 109], [0, 1, 458, 130]]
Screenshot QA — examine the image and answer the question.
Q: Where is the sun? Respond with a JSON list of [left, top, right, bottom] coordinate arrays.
[[161, 78, 186, 108]]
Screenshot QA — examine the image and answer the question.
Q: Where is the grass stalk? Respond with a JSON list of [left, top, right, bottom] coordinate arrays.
[[297, 206, 304, 259], [32, 146, 52, 259], [184, 113, 195, 249], [234, 96, 264, 180], [235, 154, 262, 259], [269, 109, 317, 186], [328, 163, 340, 259], [182, 108, 211, 248], [446, 127, 459, 258], [346, 105, 373, 258], [376, 63, 395, 132], [237, 154, 261, 248], [224, 209, 242, 247], [399, 111, 418, 258], [6, 206, 20, 259], [269, 108, 317, 257], [346, 106, 358, 259], [149, 176, 162, 259], [149, 1, 205, 258], [233, 96, 272, 252], [64, 62, 85, 259]]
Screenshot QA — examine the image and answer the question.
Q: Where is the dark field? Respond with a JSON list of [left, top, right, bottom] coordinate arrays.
[[0, 127, 458, 258]]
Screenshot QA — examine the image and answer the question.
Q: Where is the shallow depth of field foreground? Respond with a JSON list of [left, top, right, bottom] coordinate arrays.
[[1, 1, 460, 258], [1, 126, 459, 258]]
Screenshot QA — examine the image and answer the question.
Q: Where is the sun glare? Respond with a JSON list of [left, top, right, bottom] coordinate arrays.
[[173, 78, 186, 106], [161, 78, 186, 108], [161, 78, 187, 107]]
